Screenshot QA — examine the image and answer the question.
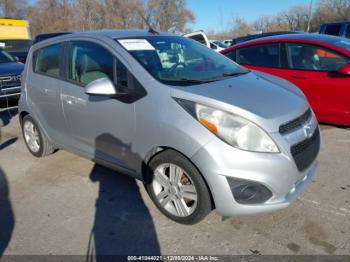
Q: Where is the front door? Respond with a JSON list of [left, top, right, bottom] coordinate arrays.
[[279, 43, 350, 124], [60, 40, 139, 173]]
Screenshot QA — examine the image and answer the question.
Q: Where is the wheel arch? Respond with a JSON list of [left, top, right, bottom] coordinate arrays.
[[19, 111, 29, 125], [142, 146, 215, 209]]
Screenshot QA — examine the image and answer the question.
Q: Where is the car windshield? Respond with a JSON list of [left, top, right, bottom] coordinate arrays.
[[0, 49, 15, 63], [116, 36, 249, 86], [0, 40, 31, 51]]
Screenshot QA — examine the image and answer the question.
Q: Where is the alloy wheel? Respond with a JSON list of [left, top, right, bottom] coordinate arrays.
[[152, 163, 198, 217]]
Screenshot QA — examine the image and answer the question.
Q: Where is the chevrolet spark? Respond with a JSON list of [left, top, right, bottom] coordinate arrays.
[[19, 30, 320, 224]]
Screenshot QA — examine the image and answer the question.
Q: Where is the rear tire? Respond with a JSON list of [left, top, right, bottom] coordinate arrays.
[[21, 115, 55, 157], [145, 149, 212, 224]]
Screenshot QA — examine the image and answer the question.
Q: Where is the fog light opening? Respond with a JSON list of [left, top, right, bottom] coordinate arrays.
[[238, 185, 260, 202], [227, 178, 273, 204]]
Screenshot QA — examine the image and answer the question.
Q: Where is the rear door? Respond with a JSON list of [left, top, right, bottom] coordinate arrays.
[[28, 42, 70, 146], [279, 42, 350, 124]]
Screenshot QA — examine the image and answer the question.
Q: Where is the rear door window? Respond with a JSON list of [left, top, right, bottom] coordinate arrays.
[[285, 43, 350, 71], [324, 24, 341, 36], [34, 43, 63, 78], [236, 43, 280, 68]]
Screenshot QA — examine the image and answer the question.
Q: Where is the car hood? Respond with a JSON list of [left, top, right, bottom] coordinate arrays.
[[0, 62, 24, 76], [171, 71, 309, 131]]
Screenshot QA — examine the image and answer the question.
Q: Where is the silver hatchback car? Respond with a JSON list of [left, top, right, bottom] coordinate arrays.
[[19, 30, 320, 224]]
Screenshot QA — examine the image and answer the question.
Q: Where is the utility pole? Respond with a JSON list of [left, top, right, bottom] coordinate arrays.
[[307, 0, 313, 32]]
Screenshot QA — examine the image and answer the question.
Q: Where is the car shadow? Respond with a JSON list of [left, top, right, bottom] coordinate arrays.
[[86, 134, 160, 260], [0, 138, 18, 151], [0, 168, 15, 257], [0, 108, 18, 143]]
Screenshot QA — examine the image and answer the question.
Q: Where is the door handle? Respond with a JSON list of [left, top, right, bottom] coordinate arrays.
[[63, 95, 76, 105], [291, 75, 306, 80]]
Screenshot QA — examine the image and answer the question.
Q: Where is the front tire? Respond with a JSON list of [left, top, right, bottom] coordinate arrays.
[[21, 115, 55, 157], [145, 149, 212, 224]]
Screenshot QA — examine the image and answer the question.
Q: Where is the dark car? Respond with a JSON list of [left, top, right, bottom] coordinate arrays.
[[33, 32, 71, 44], [0, 49, 24, 108], [231, 31, 300, 45], [1, 39, 32, 63], [320, 21, 350, 39]]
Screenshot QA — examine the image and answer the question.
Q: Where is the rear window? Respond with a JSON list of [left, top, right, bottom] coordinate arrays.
[[236, 44, 280, 68], [324, 24, 341, 36], [34, 43, 63, 78]]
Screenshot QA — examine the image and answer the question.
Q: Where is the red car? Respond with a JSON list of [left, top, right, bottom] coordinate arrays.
[[221, 34, 350, 126]]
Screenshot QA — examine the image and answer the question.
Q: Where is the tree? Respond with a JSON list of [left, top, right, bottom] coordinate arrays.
[[280, 4, 310, 31], [145, 0, 194, 33], [231, 16, 252, 37], [0, 0, 27, 18], [101, 0, 144, 29], [311, 0, 350, 31], [25, 0, 194, 36]]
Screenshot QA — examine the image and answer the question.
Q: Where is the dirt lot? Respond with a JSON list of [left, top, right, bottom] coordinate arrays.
[[0, 110, 349, 256]]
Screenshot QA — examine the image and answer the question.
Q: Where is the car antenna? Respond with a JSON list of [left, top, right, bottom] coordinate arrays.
[[138, 11, 159, 35]]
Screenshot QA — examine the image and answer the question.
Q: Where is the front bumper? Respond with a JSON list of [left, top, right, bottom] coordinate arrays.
[[190, 132, 319, 217]]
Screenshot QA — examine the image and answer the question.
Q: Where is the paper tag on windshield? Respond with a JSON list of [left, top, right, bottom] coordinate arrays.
[[118, 39, 155, 51], [0, 42, 5, 48]]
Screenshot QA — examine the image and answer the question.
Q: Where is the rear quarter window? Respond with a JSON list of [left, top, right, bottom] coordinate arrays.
[[33, 43, 63, 78]]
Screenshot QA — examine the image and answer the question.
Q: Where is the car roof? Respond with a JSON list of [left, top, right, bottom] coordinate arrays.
[[63, 29, 175, 39], [253, 33, 344, 41], [232, 31, 300, 44], [36, 32, 71, 37], [322, 21, 350, 25], [235, 33, 343, 45], [232, 33, 348, 48], [30, 29, 177, 49]]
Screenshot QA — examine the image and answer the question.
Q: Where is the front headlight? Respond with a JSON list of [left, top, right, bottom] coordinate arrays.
[[176, 99, 279, 153]]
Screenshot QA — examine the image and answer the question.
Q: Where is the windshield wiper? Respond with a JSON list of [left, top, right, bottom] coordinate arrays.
[[222, 71, 250, 77], [161, 78, 215, 85]]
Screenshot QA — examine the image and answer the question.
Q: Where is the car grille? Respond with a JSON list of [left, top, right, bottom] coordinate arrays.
[[0, 75, 21, 90], [279, 109, 312, 135], [291, 128, 320, 171]]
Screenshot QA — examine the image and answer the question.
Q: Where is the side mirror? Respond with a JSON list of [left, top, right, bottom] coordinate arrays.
[[14, 56, 20, 62], [338, 64, 350, 76], [85, 78, 117, 96]]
